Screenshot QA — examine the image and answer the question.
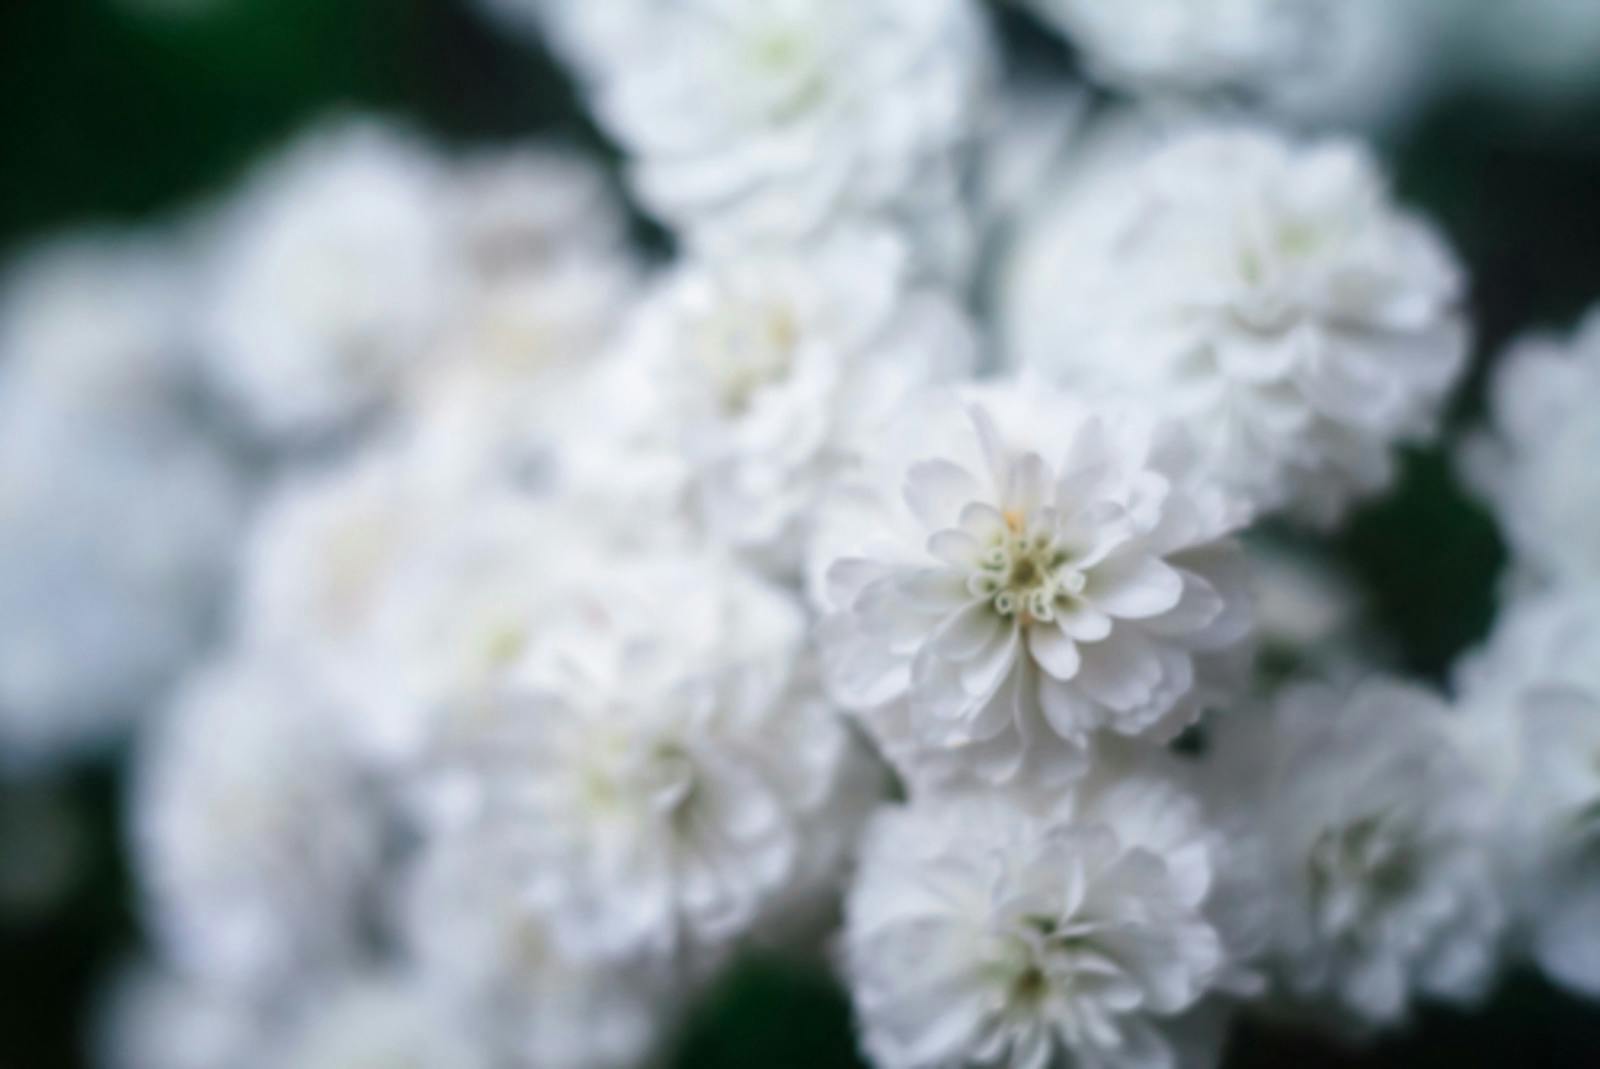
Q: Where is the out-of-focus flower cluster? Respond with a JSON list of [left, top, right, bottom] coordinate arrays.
[[3, 1, 1600, 1067]]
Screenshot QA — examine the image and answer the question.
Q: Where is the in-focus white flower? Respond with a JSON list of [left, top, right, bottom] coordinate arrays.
[[1205, 677, 1504, 1028], [431, 547, 877, 965], [811, 381, 1252, 790], [1023, 0, 1324, 96], [1452, 587, 1600, 998], [1462, 306, 1600, 589], [94, 964, 269, 1069], [199, 117, 458, 444], [133, 656, 381, 991], [0, 234, 244, 769], [844, 760, 1247, 1069], [557, 0, 992, 262], [607, 229, 974, 575], [403, 836, 676, 1069], [1002, 120, 1468, 524]]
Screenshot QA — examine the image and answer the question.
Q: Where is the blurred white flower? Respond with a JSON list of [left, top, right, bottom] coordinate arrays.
[[1462, 307, 1600, 589], [394, 145, 641, 497], [0, 234, 244, 769], [1205, 678, 1504, 1028], [133, 656, 381, 991], [335, 495, 588, 770], [560, 0, 992, 261], [432, 547, 877, 965], [607, 229, 974, 576], [1452, 587, 1600, 998], [1023, 0, 1324, 96], [403, 836, 676, 1069], [271, 973, 490, 1069], [0, 232, 199, 427], [811, 381, 1252, 791], [95, 964, 269, 1069], [1002, 121, 1468, 524], [199, 117, 459, 444], [844, 762, 1246, 1069], [237, 448, 466, 766]]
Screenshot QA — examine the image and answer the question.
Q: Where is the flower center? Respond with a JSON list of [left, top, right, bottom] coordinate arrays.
[[1308, 812, 1419, 933], [737, 18, 830, 121], [688, 298, 799, 415], [968, 511, 1082, 626], [996, 913, 1114, 1011]]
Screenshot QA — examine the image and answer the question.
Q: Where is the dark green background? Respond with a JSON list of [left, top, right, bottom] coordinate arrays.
[[4, 1, 1600, 1066]]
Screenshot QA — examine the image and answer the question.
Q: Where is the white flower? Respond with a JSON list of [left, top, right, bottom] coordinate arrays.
[[1452, 587, 1600, 998], [0, 234, 244, 769], [394, 145, 640, 498], [561, 0, 992, 259], [1462, 306, 1600, 589], [133, 656, 381, 990], [811, 381, 1252, 791], [199, 117, 458, 443], [1001, 120, 1468, 524], [332, 495, 596, 769], [271, 974, 490, 1069], [1023, 0, 1325, 95], [403, 836, 676, 1069], [1205, 677, 1505, 1028], [0, 232, 198, 429], [607, 229, 974, 575], [844, 762, 1245, 1069], [429, 547, 877, 965], [434, 143, 637, 381], [237, 449, 466, 766]]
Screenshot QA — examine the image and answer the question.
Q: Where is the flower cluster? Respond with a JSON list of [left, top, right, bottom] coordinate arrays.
[[4, 4, 1599, 1069]]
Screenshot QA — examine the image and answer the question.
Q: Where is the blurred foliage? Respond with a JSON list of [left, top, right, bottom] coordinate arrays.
[[3, 2, 1600, 1068]]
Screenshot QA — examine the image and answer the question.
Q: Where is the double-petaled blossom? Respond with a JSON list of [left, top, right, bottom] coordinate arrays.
[[401, 836, 678, 1069], [544, 0, 992, 268], [429, 544, 878, 965], [812, 381, 1252, 790], [1204, 678, 1505, 1028], [133, 657, 381, 991], [605, 229, 974, 576], [1003, 121, 1468, 523], [198, 117, 459, 443], [845, 758, 1249, 1069]]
